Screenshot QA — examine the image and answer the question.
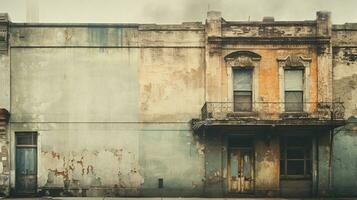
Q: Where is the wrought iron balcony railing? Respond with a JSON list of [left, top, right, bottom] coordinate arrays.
[[201, 102, 345, 121]]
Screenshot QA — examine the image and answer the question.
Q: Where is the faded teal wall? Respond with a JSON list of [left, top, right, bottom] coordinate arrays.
[[8, 24, 206, 196], [332, 118, 357, 196]]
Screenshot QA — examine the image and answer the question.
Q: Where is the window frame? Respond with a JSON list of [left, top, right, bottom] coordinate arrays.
[[233, 68, 253, 112], [284, 69, 304, 112], [280, 136, 312, 179]]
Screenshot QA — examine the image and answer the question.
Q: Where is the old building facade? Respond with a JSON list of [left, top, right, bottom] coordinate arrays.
[[0, 11, 356, 197]]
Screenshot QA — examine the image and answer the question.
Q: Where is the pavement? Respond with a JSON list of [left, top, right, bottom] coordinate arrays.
[[2, 198, 357, 200]]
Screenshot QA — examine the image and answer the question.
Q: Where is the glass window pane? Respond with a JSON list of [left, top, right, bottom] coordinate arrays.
[[16, 133, 37, 145], [233, 69, 252, 91], [285, 91, 303, 112], [287, 160, 304, 175], [230, 153, 238, 177], [234, 92, 252, 112], [285, 70, 303, 91], [243, 153, 252, 178]]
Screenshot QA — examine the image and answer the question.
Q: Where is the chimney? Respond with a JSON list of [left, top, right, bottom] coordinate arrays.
[[263, 16, 274, 22], [26, 0, 39, 23], [316, 11, 331, 37], [206, 11, 222, 37]]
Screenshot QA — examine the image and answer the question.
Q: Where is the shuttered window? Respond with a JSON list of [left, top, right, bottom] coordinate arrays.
[[233, 69, 252, 112], [284, 70, 303, 112]]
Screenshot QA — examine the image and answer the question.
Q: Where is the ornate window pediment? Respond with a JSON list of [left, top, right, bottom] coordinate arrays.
[[277, 55, 311, 69], [225, 51, 261, 106], [224, 51, 261, 68]]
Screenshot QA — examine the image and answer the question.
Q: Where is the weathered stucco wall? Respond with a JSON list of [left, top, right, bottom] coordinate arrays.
[[10, 123, 204, 196], [332, 25, 357, 196], [8, 24, 206, 196], [139, 48, 204, 122], [333, 47, 357, 117], [11, 48, 140, 122], [254, 136, 279, 195]]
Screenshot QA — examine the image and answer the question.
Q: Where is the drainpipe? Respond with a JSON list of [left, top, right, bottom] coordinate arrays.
[[328, 130, 333, 196], [316, 136, 319, 197]]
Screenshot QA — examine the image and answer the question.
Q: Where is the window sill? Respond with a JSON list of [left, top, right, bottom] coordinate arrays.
[[281, 112, 309, 119]]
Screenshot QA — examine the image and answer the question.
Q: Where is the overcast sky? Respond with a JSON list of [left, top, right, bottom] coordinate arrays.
[[0, 0, 356, 24]]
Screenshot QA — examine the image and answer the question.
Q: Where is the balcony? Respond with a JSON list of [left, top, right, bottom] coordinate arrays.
[[192, 102, 345, 132]]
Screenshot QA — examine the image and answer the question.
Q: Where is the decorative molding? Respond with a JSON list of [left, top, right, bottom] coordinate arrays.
[[208, 36, 330, 45], [277, 55, 312, 69], [224, 51, 261, 68]]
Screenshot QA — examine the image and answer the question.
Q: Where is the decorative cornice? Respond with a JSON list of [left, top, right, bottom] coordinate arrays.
[[208, 36, 330, 45]]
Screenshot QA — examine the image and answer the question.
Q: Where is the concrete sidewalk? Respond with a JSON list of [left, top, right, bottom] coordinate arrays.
[[3, 197, 357, 200]]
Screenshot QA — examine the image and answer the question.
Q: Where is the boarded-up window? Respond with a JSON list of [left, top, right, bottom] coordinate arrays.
[[284, 70, 303, 112], [233, 69, 252, 112]]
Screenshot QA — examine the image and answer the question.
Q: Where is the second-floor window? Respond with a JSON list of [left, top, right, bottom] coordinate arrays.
[[284, 69, 304, 112], [233, 69, 252, 112]]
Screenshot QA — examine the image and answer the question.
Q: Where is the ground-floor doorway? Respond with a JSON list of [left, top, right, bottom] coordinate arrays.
[[15, 132, 37, 194], [228, 136, 254, 194]]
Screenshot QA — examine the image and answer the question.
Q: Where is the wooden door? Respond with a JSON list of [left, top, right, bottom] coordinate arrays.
[[228, 148, 254, 193]]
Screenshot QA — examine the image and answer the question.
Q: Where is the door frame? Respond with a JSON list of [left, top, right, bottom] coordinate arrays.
[[15, 132, 38, 195], [227, 146, 255, 194]]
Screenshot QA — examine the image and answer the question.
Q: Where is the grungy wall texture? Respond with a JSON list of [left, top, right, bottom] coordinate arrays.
[[11, 48, 140, 122], [8, 24, 206, 196], [332, 118, 357, 196], [254, 136, 279, 195], [10, 123, 204, 196], [332, 25, 357, 196], [1, 11, 357, 198]]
